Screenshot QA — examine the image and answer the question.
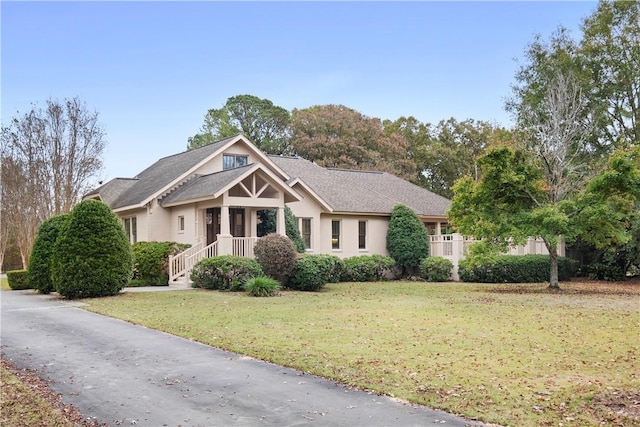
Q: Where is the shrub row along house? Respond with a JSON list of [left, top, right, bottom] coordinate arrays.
[[85, 134, 452, 282]]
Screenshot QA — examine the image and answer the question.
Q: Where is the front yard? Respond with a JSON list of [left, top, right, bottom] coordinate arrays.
[[82, 280, 638, 426]]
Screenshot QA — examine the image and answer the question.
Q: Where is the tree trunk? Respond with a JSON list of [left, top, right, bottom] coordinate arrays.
[[548, 247, 560, 289]]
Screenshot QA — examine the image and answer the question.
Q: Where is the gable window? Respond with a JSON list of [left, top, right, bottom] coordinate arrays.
[[178, 215, 185, 233], [123, 217, 137, 244], [331, 220, 341, 250], [301, 218, 312, 250], [223, 154, 248, 170], [358, 220, 367, 250]]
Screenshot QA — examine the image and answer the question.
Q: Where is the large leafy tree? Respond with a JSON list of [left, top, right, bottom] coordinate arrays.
[[291, 105, 416, 180], [1, 97, 105, 267], [580, 0, 639, 146], [508, 0, 639, 153], [385, 116, 511, 198], [449, 143, 640, 289], [188, 95, 291, 154]]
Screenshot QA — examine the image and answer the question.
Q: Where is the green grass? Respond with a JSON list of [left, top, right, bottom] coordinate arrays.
[[82, 281, 640, 426]]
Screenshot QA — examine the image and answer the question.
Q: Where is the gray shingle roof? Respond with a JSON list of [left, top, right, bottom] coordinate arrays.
[[159, 164, 253, 206], [84, 178, 138, 206], [99, 135, 238, 209], [269, 155, 450, 217]]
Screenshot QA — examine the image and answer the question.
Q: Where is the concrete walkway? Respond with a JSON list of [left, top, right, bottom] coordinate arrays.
[[1, 289, 486, 426]]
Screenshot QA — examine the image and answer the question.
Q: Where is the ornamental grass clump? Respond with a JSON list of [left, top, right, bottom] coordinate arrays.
[[243, 276, 281, 297]]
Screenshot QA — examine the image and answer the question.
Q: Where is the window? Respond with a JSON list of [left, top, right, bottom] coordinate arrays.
[[123, 217, 137, 244], [358, 220, 367, 250], [223, 154, 248, 170], [178, 215, 185, 232], [331, 220, 340, 250], [301, 218, 312, 249]]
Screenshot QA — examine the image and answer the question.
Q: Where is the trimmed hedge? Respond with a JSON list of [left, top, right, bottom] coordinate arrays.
[[190, 256, 263, 291], [288, 254, 343, 291], [28, 214, 71, 294], [340, 255, 396, 282], [386, 204, 429, 275], [52, 200, 133, 299], [7, 269, 30, 290], [420, 256, 453, 282], [254, 234, 298, 285], [458, 254, 578, 283], [131, 241, 190, 286]]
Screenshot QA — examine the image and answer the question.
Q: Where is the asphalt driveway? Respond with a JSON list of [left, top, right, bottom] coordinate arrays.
[[1, 289, 485, 426]]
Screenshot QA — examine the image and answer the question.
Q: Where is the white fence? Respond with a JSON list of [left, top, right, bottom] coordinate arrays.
[[429, 234, 558, 280]]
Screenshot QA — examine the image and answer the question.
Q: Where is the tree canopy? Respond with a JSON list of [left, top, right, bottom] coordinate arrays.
[[290, 104, 416, 180], [188, 94, 291, 154]]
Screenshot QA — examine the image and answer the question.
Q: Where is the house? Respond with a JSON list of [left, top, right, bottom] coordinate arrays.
[[85, 134, 452, 282]]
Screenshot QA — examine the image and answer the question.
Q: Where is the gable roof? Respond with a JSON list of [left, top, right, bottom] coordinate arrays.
[[84, 178, 138, 206], [87, 134, 292, 211], [269, 155, 450, 217], [159, 163, 301, 207]]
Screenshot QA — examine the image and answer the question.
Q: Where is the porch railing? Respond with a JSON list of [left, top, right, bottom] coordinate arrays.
[[168, 237, 260, 283]]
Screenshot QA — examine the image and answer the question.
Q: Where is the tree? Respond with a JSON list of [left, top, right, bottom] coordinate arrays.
[[386, 204, 429, 276], [449, 144, 640, 289], [52, 200, 133, 299], [384, 116, 511, 198], [1, 97, 105, 267], [27, 214, 70, 294], [580, 0, 639, 146], [508, 1, 639, 153], [188, 95, 291, 154], [291, 105, 417, 180]]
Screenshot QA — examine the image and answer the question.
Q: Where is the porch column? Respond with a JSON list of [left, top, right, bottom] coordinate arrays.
[[276, 207, 285, 235], [250, 209, 258, 237], [436, 222, 442, 235], [217, 205, 233, 255]]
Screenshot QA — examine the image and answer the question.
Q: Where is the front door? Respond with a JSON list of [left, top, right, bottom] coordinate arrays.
[[206, 208, 220, 245], [206, 208, 245, 245]]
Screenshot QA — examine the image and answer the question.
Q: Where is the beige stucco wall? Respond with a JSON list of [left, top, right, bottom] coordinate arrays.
[[319, 214, 390, 258], [168, 205, 197, 245], [285, 186, 323, 252]]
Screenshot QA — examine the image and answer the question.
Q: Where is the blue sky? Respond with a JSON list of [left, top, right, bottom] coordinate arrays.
[[2, 1, 598, 181]]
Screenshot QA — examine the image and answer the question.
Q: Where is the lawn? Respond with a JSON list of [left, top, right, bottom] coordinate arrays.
[[0, 276, 9, 291], [0, 361, 74, 427], [83, 281, 639, 426]]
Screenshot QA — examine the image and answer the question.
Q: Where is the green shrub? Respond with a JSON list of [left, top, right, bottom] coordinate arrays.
[[52, 200, 133, 299], [6, 269, 30, 290], [340, 255, 396, 282], [386, 204, 429, 276], [254, 234, 298, 285], [420, 257, 454, 282], [190, 255, 263, 291], [288, 254, 343, 291], [243, 276, 281, 297], [458, 254, 578, 283], [256, 207, 305, 253], [132, 241, 190, 286], [27, 214, 71, 294]]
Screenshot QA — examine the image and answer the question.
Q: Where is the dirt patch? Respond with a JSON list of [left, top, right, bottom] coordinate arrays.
[[588, 389, 640, 426], [487, 278, 640, 296], [1, 358, 105, 426]]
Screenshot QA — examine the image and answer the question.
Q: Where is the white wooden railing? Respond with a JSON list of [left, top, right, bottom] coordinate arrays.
[[429, 233, 556, 280], [168, 237, 260, 283]]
